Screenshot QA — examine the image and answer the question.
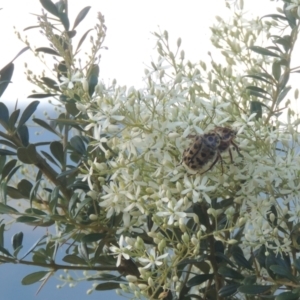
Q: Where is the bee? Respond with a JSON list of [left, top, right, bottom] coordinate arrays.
[[182, 127, 240, 174]]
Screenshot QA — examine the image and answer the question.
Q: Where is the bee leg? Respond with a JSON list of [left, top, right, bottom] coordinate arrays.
[[229, 148, 233, 163], [231, 141, 242, 157], [200, 153, 221, 174]]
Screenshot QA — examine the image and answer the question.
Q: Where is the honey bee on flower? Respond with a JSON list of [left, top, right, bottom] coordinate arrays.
[[182, 126, 241, 174]]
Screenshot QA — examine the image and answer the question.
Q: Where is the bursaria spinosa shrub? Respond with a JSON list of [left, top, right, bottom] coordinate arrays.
[[1, 0, 300, 299]]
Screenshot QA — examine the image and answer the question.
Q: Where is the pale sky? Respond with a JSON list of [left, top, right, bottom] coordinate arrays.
[[0, 0, 276, 105]]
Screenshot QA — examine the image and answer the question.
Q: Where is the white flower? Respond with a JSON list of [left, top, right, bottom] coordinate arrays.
[[109, 235, 131, 267], [58, 71, 83, 89], [182, 175, 217, 204], [139, 248, 168, 270], [156, 198, 189, 225], [116, 213, 143, 234]]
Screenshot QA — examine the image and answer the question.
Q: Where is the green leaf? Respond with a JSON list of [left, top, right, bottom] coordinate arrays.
[[95, 282, 120, 291], [0, 245, 12, 256], [70, 136, 86, 155], [21, 271, 49, 285], [40, 0, 59, 17], [12, 231, 23, 250], [17, 125, 29, 146], [57, 61, 67, 81], [32, 118, 59, 136], [35, 47, 60, 56], [0, 224, 4, 248], [75, 29, 93, 54], [275, 291, 300, 300], [17, 144, 39, 164], [6, 186, 24, 199], [231, 245, 253, 270], [242, 275, 257, 285], [78, 242, 89, 262], [249, 46, 280, 58], [0, 139, 16, 149], [272, 61, 281, 81], [8, 109, 20, 130], [50, 141, 64, 166], [17, 179, 33, 198], [261, 14, 288, 21], [50, 186, 59, 213], [218, 266, 244, 280], [41, 151, 60, 167], [73, 6, 91, 29], [0, 202, 18, 214], [65, 100, 80, 116], [74, 198, 92, 218], [81, 233, 105, 243], [245, 86, 269, 95], [0, 102, 9, 129], [62, 254, 86, 265], [0, 182, 6, 205], [248, 90, 270, 100], [66, 30, 76, 38], [68, 193, 78, 216], [186, 274, 213, 287], [1, 159, 17, 181], [294, 258, 300, 273], [218, 282, 241, 298], [242, 74, 273, 85], [277, 86, 291, 105], [28, 93, 58, 99], [238, 285, 271, 295], [0, 63, 14, 97], [214, 252, 235, 267], [284, 3, 297, 28], [87, 64, 99, 96], [30, 179, 42, 209], [0, 149, 16, 156], [56, 167, 78, 179], [250, 101, 263, 119], [40, 77, 60, 91], [18, 101, 39, 129], [59, 12, 69, 31], [273, 36, 291, 52], [16, 216, 39, 223], [270, 265, 298, 283]]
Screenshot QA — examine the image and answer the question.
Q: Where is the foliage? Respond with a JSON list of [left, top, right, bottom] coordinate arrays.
[[1, 0, 300, 299]]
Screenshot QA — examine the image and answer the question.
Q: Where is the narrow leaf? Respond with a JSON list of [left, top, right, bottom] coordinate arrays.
[[0, 102, 9, 129], [50, 141, 64, 166], [0, 202, 18, 214], [35, 47, 60, 56], [73, 6, 91, 30], [18, 101, 39, 129], [218, 266, 244, 280], [12, 232, 23, 250], [0, 63, 14, 97], [28, 93, 57, 99], [238, 285, 271, 295], [81, 233, 105, 243], [40, 0, 59, 17], [95, 282, 120, 291], [249, 46, 280, 58], [32, 118, 59, 135], [21, 271, 49, 285], [75, 29, 93, 54], [40, 77, 60, 91]]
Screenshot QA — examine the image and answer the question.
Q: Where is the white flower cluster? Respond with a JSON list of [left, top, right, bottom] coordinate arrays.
[[77, 14, 300, 296]]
